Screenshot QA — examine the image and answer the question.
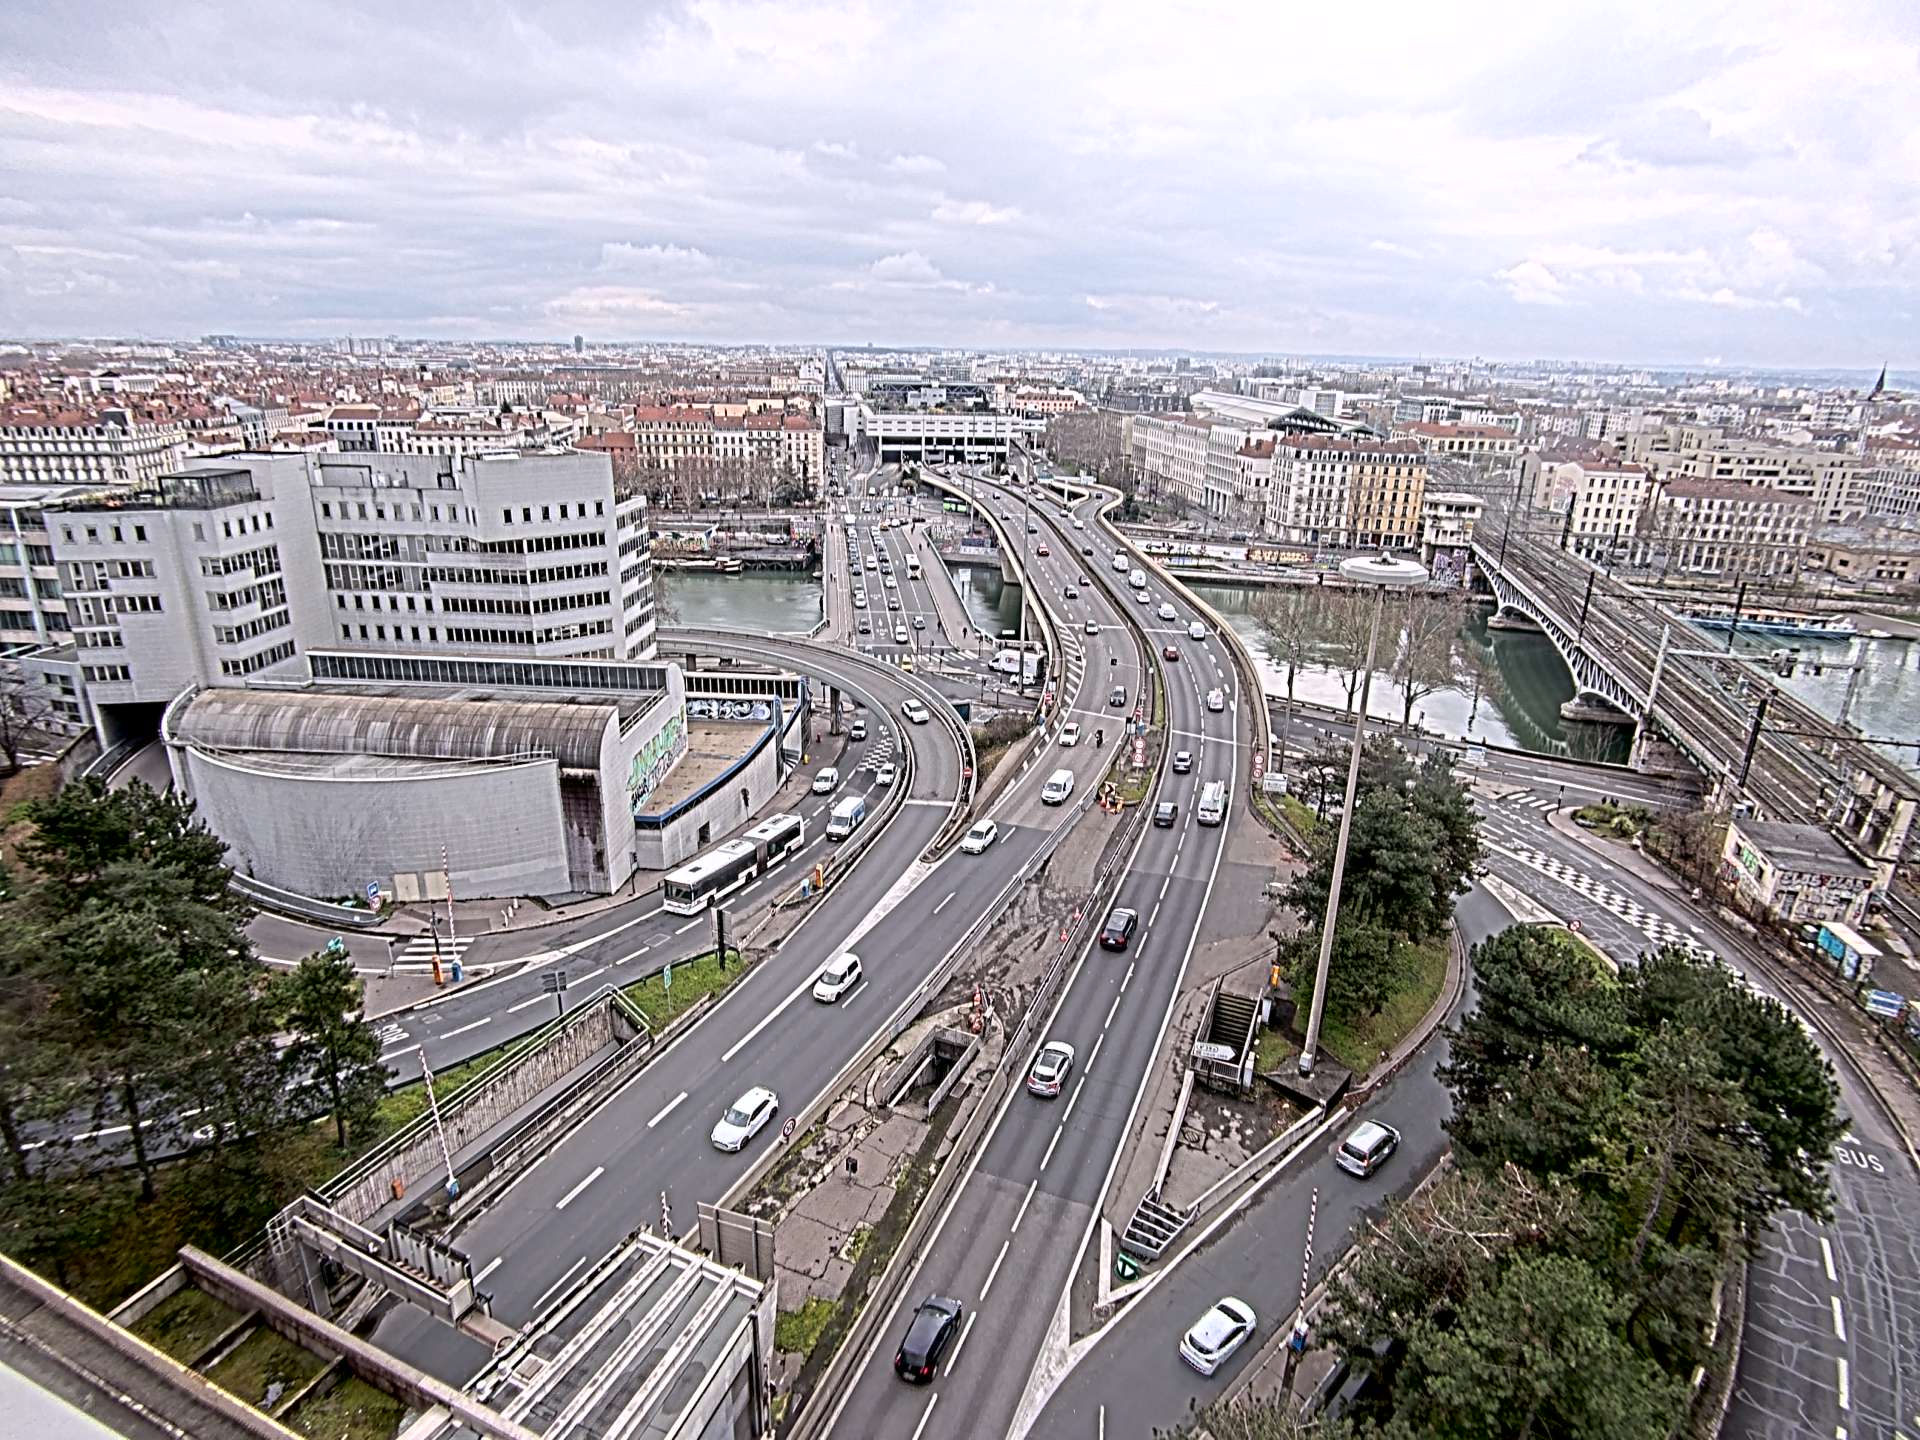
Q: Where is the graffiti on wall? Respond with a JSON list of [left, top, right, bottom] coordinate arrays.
[[628, 709, 688, 817], [686, 697, 775, 722]]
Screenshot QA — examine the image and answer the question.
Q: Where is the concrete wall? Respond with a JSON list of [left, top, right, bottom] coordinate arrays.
[[634, 721, 783, 872], [177, 747, 571, 900]]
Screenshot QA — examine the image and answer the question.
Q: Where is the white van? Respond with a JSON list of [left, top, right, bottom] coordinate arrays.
[[1041, 768, 1075, 806], [1206, 688, 1226, 713], [1197, 780, 1227, 826], [1128, 568, 1148, 590], [826, 794, 867, 840]]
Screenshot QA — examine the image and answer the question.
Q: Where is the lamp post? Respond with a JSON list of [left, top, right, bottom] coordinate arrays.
[[1298, 553, 1429, 1077]]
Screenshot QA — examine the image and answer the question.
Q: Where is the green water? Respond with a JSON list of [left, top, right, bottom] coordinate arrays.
[[665, 570, 823, 634]]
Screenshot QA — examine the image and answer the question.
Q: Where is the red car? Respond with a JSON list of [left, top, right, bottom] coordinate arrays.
[[1163, 644, 1180, 661], [1036, 543, 1051, 556]]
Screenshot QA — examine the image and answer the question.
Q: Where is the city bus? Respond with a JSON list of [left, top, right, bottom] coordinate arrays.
[[661, 812, 807, 914], [906, 554, 922, 581]]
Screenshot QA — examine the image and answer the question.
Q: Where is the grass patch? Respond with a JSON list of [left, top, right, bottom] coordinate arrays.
[[621, 948, 745, 1031], [0, 756, 64, 869], [1280, 794, 1321, 838], [129, 1285, 242, 1363], [286, 1375, 406, 1440], [1256, 933, 1451, 1079], [843, 1224, 872, 1264], [204, 1325, 326, 1408], [1575, 800, 1648, 839], [775, 1296, 839, 1356], [1254, 1024, 1294, 1077]]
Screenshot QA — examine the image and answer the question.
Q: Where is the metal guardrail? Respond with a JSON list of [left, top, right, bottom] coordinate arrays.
[[231, 872, 389, 930]]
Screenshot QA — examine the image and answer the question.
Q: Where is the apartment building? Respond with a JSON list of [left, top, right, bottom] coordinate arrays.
[[47, 450, 657, 743], [1802, 517, 1920, 588], [1626, 426, 1870, 523], [1346, 440, 1429, 550], [0, 404, 188, 486], [1129, 413, 1214, 511], [1632, 478, 1813, 578], [1393, 421, 1521, 464]]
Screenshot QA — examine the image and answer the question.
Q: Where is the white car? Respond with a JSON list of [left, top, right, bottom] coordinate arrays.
[[710, 1086, 779, 1152], [812, 953, 863, 1003], [1180, 1296, 1256, 1376], [1157, 602, 1177, 621], [853, 595, 867, 609], [960, 819, 999, 854], [1206, 688, 1225, 713], [876, 762, 897, 786], [1071, 517, 1085, 529], [1059, 722, 1080, 747], [812, 767, 840, 795], [1027, 1040, 1075, 1097], [1084, 619, 1100, 635], [1187, 620, 1207, 641], [901, 699, 930, 725]]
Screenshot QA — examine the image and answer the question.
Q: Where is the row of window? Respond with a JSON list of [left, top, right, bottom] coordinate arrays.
[[438, 617, 616, 646], [200, 546, 282, 578], [220, 640, 296, 677], [83, 664, 131, 683], [60, 520, 151, 546], [425, 561, 611, 587], [317, 498, 481, 525], [499, 500, 609, 525], [76, 630, 124, 649], [213, 609, 290, 645], [440, 589, 611, 617], [478, 530, 610, 556], [0, 543, 57, 567], [208, 577, 287, 612]]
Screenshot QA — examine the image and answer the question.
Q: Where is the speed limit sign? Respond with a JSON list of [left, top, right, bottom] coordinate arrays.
[[781, 1116, 798, 1141]]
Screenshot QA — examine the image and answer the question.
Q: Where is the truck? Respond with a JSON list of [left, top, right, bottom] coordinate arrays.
[[991, 648, 1045, 685], [826, 794, 867, 841]]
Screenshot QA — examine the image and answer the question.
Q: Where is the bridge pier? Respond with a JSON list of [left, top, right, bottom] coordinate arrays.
[[828, 685, 843, 735], [1486, 606, 1543, 633], [1560, 693, 1635, 727]]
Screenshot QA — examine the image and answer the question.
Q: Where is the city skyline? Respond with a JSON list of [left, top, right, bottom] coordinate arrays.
[[1, 0, 1916, 367]]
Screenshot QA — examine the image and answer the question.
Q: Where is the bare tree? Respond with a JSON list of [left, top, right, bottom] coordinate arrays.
[[1318, 588, 1377, 715], [1393, 588, 1466, 728], [0, 670, 59, 776], [1249, 586, 1322, 762]]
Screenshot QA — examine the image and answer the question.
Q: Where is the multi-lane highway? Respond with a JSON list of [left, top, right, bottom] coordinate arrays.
[[827, 475, 1250, 1440], [367, 471, 1157, 1391]]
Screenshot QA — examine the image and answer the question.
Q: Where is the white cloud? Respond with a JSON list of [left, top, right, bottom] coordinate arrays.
[[931, 197, 1018, 225], [1497, 260, 1568, 306], [869, 250, 947, 285], [886, 152, 945, 175], [598, 242, 715, 270]]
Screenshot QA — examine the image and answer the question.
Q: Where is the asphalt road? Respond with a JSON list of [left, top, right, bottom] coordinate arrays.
[[828, 476, 1249, 1440], [370, 474, 1151, 1387]]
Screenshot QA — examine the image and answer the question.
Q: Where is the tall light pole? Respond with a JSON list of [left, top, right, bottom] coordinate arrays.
[[1298, 553, 1430, 1077]]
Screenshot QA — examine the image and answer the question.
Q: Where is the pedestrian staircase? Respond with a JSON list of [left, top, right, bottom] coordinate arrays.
[[1120, 1193, 1191, 1261], [1192, 982, 1260, 1094]]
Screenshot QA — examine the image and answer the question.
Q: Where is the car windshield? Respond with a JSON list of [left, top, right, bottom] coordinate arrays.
[[724, 1105, 753, 1126]]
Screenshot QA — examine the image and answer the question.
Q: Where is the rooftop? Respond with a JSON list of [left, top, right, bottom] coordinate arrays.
[[1732, 819, 1874, 881]]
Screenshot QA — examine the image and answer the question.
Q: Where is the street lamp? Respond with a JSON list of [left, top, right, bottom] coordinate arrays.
[[1298, 552, 1429, 1077]]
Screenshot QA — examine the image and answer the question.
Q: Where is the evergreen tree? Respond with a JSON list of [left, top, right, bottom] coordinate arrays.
[[279, 949, 390, 1149]]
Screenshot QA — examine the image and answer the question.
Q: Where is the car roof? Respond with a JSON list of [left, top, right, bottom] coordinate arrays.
[[1108, 907, 1137, 922], [1190, 1297, 1252, 1343], [734, 1086, 775, 1108], [1038, 1040, 1074, 1061], [1346, 1120, 1395, 1149]]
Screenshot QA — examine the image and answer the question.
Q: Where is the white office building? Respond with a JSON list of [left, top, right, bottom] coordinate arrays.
[[48, 450, 658, 745]]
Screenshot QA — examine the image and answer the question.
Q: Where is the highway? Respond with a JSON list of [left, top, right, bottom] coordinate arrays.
[[1006, 783, 1918, 1439], [827, 474, 1248, 1440], [367, 468, 1153, 1389]]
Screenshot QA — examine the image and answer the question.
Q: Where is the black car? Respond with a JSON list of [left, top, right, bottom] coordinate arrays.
[[895, 1295, 964, 1383], [1154, 801, 1177, 828], [1099, 907, 1139, 951]]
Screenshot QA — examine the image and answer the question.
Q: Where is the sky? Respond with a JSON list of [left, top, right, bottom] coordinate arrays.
[[0, 0, 1916, 367]]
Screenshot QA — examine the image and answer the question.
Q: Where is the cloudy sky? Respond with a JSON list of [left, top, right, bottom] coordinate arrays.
[[1, 0, 1915, 366]]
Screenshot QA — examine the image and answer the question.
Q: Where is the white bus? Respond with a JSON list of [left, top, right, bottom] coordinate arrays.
[[906, 554, 922, 581], [662, 812, 807, 914]]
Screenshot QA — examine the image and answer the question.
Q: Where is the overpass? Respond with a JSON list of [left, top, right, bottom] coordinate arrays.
[[1473, 532, 1916, 880]]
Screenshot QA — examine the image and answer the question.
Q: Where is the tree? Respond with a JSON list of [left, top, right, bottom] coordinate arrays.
[[1249, 588, 1322, 762], [1319, 591, 1378, 714], [1392, 590, 1465, 728], [279, 950, 390, 1149], [0, 669, 60, 776], [1391, 1254, 1685, 1440]]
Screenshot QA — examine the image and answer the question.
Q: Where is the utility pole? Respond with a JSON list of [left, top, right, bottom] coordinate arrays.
[[1725, 579, 1748, 653], [1737, 690, 1771, 791], [1630, 624, 1671, 770], [1575, 571, 1596, 650]]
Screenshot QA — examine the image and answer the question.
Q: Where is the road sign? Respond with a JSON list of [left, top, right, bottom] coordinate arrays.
[[781, 1116, 797, 1141], [1567, 919, 1582, 933], [1863, 989, 1906, 1020], [1192, 1041, 1236, 1063], [366, 880, 382, 903], [663, 962, 672, 991]]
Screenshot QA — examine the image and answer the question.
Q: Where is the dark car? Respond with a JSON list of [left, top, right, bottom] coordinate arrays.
[[895, 1295, 964, 1383], [1081, 544, 1094, 556], [1162, 644, 1180, 661], [1154, 801, 1177, 828], [1100, 907, 1139, 951]]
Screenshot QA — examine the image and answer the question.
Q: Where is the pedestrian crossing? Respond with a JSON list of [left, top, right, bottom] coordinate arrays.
[[392, 932, 478, 965], [853, 728, 898, 775], [1489, 840, 1708, 959], [1497, 791, 1561, 812]]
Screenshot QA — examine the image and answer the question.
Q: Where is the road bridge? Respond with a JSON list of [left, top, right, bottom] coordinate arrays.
[[1473, 532, 1915, 879]]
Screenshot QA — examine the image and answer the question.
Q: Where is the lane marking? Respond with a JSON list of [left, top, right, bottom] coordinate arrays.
[[647, 1091, 689, 1129], [1820, 1235, 1837, 1282], [933, 890, 956, 916], [674, 918, 701, 935], [842, 981, 868, 1006], [1011, 1179, 1038, 1235], [1104, 994, 1121, 1030], [1085, 1033, 1104, 1072], [475, 1255, 504, 1284], [506, 993, 547, 1014], [1831, 1294, 1847, 1342], [1063, 1076, 1087, 1121], [947, 1311, 979, 1376], [575, 966, 606, 984], [981, 1239, 1012, 1299], [1837, 1356, 1850, 1411], [442, 1017, 492, 1041], [1119, 962, 1134, 994], [531, 1255, 589, 1311], [909, 1394, 938, 1440], [1149, 901, 1161, 928], [1040, 1126, 1063, 1172], [555, 1164, 606, 1211]]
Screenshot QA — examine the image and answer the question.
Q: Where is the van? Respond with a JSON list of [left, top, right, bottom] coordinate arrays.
[[1197, 780, 1227, 826], [1041, 768, 1075, 806], [826, 795, 867, 840], [1128, 569, 1148, 590]]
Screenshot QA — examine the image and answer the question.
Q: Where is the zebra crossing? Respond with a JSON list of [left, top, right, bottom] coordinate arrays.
[[1488, 839, 1708, 959], [1502, 792, 1561, 812], [852, 727, 898, 775], [391, 932, 478, 966]]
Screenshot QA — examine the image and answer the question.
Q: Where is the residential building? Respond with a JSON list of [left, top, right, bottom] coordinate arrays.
[[1521, 454, 1651, 560], [1721, 818, 1874, 928], [1627, 426, 1870, 523], [1632, 478, 1813, 578], [1129, 413, 1214, 511], [1420, 490, 1484, 581], [1346, 440, 1429, 550], [0, 404, 188, 486], [47, 449, 657, 745], [1269, 435, 1426, 550], [1393, 421, 1521, 464], [1803, 517, 1920, 589]]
